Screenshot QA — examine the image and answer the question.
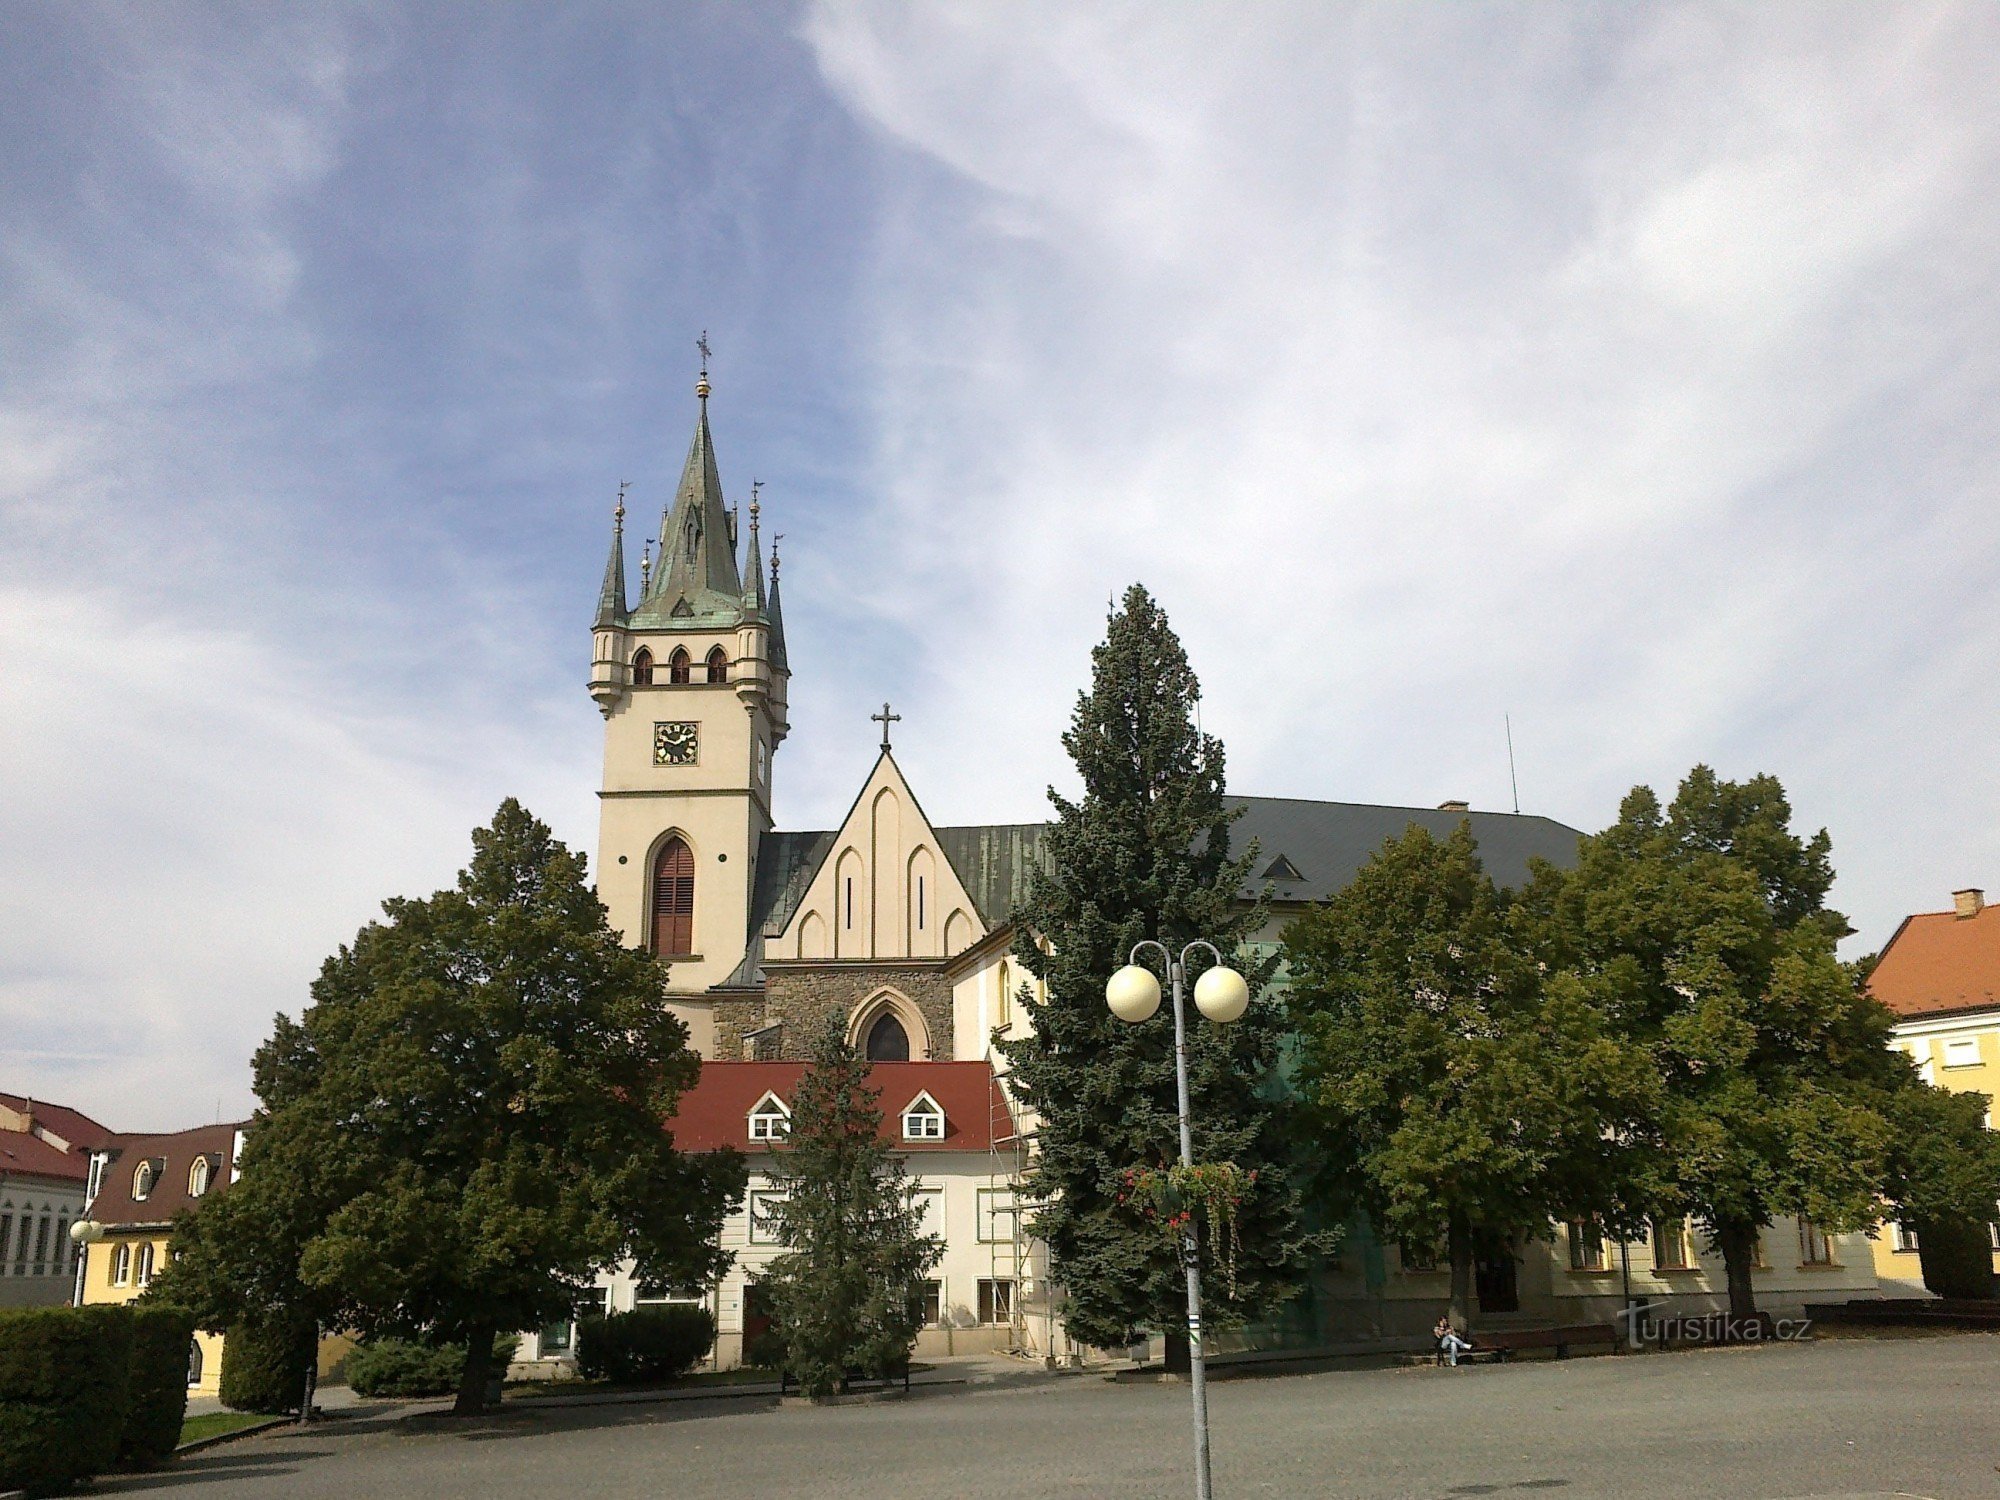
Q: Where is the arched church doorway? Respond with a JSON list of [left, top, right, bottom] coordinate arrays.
[[865, 1012, 910, 1061]]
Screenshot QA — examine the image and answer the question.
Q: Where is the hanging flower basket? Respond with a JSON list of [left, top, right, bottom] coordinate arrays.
[[1116, 1161, 1257, 1296]]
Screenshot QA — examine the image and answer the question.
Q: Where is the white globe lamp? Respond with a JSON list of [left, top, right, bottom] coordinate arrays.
[[1105, 964, 1163, 1023], [1193, 965, 1250, 1023], [70, 1220, 103, 1247]]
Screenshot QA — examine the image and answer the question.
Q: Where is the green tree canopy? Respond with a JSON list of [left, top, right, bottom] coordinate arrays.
[[1878, 1077, 2000, 1298], [758, 1020, 942, 1399], [1519, 767, 1899, 1316], [153, 799, 742, 1412], [1285, 821, 1658, 1329], [1001, 584, 1318, 1361]]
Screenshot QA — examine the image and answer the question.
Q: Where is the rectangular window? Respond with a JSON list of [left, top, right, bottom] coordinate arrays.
[[635, 1282, 703, 1307], [54, 1219, 68, 1272], [912, 1188, 943, 1238], [1568, 1221, 1608, 1272], [1798, 1219, 1834, 1266], [1651, 1217, 1693, 1271], [1943, 1036, 1983, 1069], [0, 1214, 11, 1267], [749, 1190, 785, 1245], [1894, 1222, 1920, 1253], [748, 1104, 790, 1142], [978, 1188, 1017, 1243], [902, 1102, 945, 1141], [915, 1279, 941, 1327], [977, 1277, 1015, 1325], [540, 1317, 574, 1354], [917, 875, 925, 930], [845, 878, 854, 929]]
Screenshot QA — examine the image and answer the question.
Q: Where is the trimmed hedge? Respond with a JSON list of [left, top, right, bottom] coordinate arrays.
[[121, 1304, 198, 1468], [576, 1306, 715, 1384], [346, 1334, 522, 1398], [219, 1315, 313, 1415], [1917, 1214, 1998, 1300], [0, 1303, 134, 1497]]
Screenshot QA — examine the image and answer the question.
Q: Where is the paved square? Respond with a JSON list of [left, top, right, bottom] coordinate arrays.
[[99, 1333, 2000, 1499]]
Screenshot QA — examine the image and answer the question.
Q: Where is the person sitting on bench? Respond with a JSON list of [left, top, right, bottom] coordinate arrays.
[[1435, 1316, 1476, 1367]]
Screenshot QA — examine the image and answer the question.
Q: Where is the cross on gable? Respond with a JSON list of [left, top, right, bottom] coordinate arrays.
[[872, 701, 901, 750]]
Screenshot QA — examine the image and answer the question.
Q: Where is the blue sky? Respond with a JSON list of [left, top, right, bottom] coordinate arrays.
[[4, 3, 1997, 1127]]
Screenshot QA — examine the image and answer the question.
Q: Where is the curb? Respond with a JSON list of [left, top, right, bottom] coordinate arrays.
[[505, 1375, 969, 1413], [175, 1415, 294, 1455]]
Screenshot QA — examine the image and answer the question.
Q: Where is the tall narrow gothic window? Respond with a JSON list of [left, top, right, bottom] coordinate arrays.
[[866, 1013, 910, 1062], [705, 646, 728, 683], [631, 648, 654, 685], [652, 838, 695, 955], [669, 648, 692, 685]]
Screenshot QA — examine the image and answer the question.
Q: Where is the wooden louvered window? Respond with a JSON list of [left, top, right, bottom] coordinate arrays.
[[705, 646, 728, 683], [631, 648, 654, 686], [669, 648, 692, 685], [652, 838, 695, 955]]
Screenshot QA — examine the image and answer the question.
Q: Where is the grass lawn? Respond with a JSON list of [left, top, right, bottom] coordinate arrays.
[[178, 1410, 281, 1447]]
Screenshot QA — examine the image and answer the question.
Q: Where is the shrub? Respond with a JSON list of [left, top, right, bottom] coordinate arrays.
[[346, 1334, 521, 1398], [0, 1304, 133, 1497], [346, 1338, 461, 1397], [219, 1315, 312, 1414], [575, 1306, 715, 1384], [120, 1305, 197, 1468]]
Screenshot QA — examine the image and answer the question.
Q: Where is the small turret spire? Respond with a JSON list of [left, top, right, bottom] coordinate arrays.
[[696, 329, 712, 404], [640, 537, 653, 595], [743, 479, 767, 613], [594, 481, 630, 627], [767, 531, 788, 670]]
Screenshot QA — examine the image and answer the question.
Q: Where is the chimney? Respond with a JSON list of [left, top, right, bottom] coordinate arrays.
[[1953, 888, 1985, 919], [1437, 800, 1470, 813]]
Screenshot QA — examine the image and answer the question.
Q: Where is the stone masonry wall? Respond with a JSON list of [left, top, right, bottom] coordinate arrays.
[[758, 963, 955, 1061]]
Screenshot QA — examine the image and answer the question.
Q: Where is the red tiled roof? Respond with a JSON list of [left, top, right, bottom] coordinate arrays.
[[1869, 903, 2000, 1018], [669, 1062, 1016, 1154], [0, 1130, 89, 1183], [87, 1122, 249, 1227], [0, 1092, 116, 1152]]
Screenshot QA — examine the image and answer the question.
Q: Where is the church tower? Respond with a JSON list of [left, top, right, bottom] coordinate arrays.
[[588, 359, 790, 1042]]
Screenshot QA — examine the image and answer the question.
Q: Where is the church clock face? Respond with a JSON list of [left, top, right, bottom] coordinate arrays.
[[653, 721, 699, 766]]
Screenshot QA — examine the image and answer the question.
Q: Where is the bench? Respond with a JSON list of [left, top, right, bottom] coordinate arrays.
[[778, 1361, 912, 1396], [1437, 1323, 1618, 1365]]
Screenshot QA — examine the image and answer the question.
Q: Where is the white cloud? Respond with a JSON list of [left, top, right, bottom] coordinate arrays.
[[799, 2, 2000, 948]]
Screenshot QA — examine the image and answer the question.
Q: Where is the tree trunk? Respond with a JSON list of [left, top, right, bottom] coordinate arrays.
[[1715, 1217, 1760, 1320], [453, 1320, 497, 1416], [1162, 1328, 1191, 1375], [1448, 1208, 1475, 1333], [296, 1328, 318, 1427]]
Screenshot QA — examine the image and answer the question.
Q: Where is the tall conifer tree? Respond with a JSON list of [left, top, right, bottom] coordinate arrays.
[[759, 1020, 942, 1399], [1003, 585, 1314, 1360]]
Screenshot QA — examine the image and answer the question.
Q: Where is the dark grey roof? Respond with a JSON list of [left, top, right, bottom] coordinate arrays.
[[723, 799, 1577, 989], [1229, 797, 1581, 901]]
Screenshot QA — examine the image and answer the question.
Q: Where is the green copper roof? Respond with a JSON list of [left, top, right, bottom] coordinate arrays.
[[630, 393, 745, 630]]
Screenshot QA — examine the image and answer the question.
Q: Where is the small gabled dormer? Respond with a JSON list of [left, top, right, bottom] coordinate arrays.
[[901, 1091, 945, 1143], [747, 1091, 791, 1143]]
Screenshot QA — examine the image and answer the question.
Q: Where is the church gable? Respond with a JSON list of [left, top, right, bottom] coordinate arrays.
[[772, 749, 985, 963]]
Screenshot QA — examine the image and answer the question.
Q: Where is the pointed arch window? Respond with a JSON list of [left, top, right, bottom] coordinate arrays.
[[631, 648, 654, 686], [188, 1156, 212, 1198], [865, 1012, 910, 1062], [705, 646, 728, 684], [652, 837, 695, 955], [669, 648, 692, 685]]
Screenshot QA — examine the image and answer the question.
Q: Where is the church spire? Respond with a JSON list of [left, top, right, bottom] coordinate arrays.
[[743, 479, 767, 614], [594, 483, 629, 627], [645, 336, 743, 614], [767, 532, 789, 670]]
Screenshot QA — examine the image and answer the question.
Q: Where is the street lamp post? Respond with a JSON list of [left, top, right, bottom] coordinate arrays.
[[1106, 939, 1250, 1500]]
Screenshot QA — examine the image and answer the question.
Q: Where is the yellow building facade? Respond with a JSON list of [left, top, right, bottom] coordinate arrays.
[[1866, 887, 2000, 1292]]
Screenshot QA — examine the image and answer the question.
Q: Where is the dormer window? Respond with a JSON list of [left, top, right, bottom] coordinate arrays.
[[669, 648, 692, 685], [902, 1093, 945, 1142], [705, 646, 728, 683], [631, 648, 654, 686], [132, 1160, 155, 1201], [188, 1156, 212, 1197], [748, 1093, 791, 1143]]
